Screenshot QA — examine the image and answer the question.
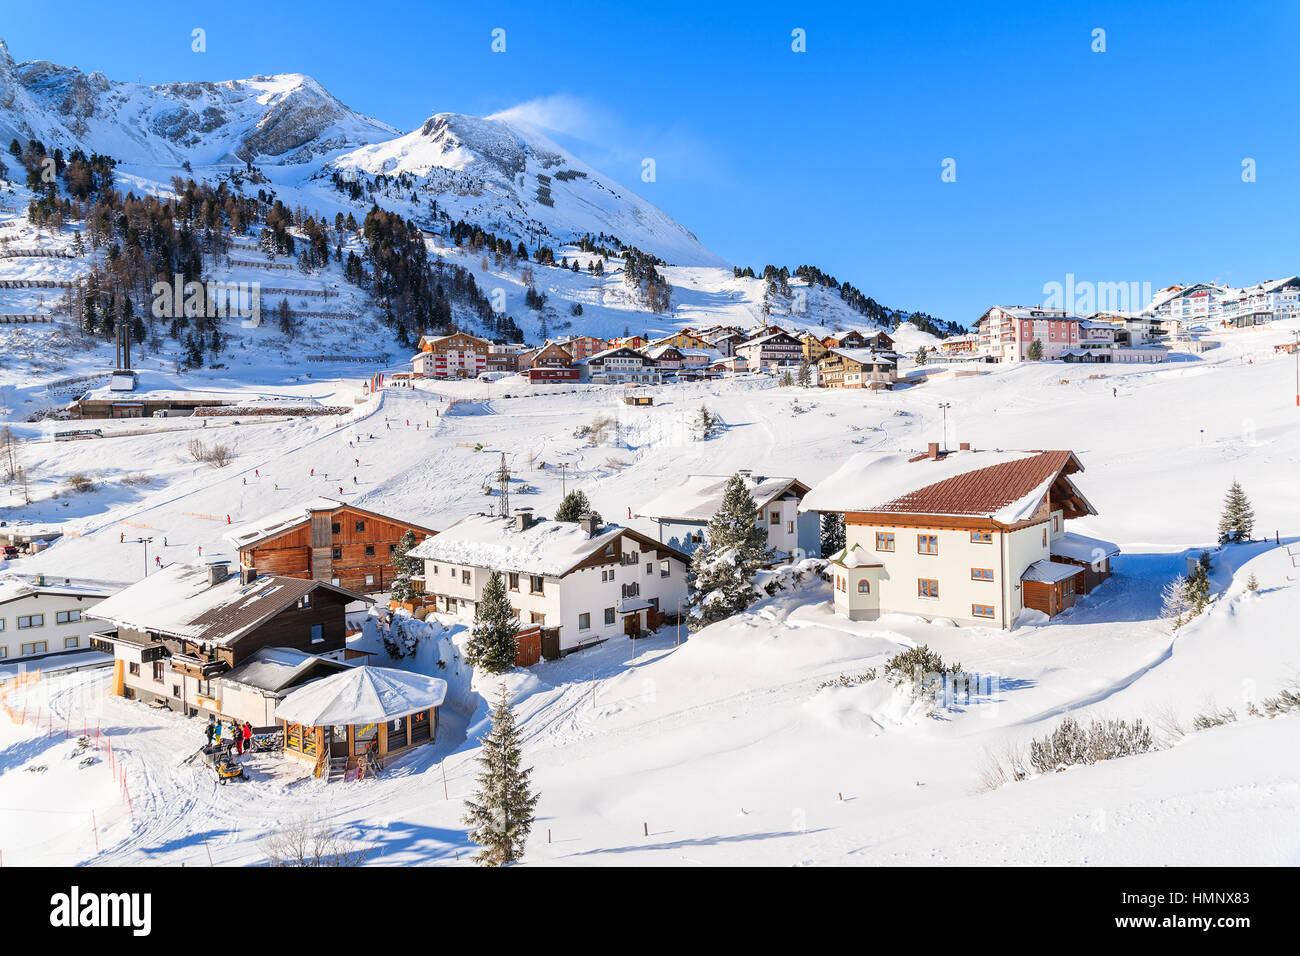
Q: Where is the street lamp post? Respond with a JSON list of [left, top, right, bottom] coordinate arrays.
[[938, 402, 952, 450], [134, 536, 153, 576]]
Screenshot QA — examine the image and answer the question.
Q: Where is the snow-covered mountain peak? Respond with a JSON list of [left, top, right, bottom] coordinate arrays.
[[329, 109, 724, 266], [0, 39, 397, 166]]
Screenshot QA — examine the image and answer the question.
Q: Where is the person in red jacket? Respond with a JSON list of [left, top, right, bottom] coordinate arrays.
[[242, 721, 253, 754]]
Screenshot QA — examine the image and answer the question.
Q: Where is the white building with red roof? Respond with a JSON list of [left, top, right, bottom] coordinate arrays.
[[802, 444, 1118, 628]]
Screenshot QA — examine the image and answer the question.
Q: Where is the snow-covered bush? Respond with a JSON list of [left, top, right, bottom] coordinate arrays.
[[1027, 715, 1155, 774], [883, 645, 962, 693]]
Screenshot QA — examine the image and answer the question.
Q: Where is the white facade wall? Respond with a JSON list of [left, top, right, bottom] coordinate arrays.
[[759, 497, 803, 557], [418, 534, 687, 653], [837, 518, 1051, 627], [0, 591, 107, 661]]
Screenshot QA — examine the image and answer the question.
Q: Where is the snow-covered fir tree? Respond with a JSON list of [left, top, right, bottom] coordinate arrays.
[[1217, 480, 1254, 543], [694, 404, 719, 441], [1185, 552, 1212, 614], [388, 529, 418, 605], [463, 685, 539, 866], [686, 474, 776, 631], [555, 489, 601, 525], [1160, 573, 1190, 630], [797, 359, 812, 387], [465, 571, 518, 674]]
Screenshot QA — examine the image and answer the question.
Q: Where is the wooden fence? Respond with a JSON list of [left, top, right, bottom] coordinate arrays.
[[261, 287, 330, 297], [228, 259, 293, 270]]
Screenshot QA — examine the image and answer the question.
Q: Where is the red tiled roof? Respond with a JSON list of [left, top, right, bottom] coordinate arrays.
[[874, 450, 1078, 516]]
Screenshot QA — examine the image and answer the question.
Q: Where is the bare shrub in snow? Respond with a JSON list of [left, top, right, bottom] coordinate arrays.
[[1191, 707, 1238, 730], [817, 668, 878, 691], [1255, 682, 1300, 717], [265, 819, 371, 867], [63, 472, 96, 493], [188, 439, 233, 467], [1027, 715, 1155, 774], [120, 472, 152, 487], [1150, 704, 1187, 741], [976, 742, 1031, 792]]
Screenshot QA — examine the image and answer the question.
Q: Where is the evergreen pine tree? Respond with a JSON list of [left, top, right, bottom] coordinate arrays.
[[820, 512, 845, 556], [465, 571, 519, 674], [797, 358, 812, 387], [686, 474, 777, 631], [1185, 553, 1211, 615], [915, 345, 928, 365], [1217, 480, 1254, 543], [462, 685, 540, 866], [694, 404, 718, 440], [389, 529, 418, 605], [1026, 339, 1044, 361], [555, 489, 601, 525]]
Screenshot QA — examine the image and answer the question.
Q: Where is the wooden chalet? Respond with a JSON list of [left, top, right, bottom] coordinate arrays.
[[526, 342, 579, 383], [228, 498, 437, 594], [818, 348, 898, 389], [87, 562, 371, 719], [804, 447, 1117, 629]]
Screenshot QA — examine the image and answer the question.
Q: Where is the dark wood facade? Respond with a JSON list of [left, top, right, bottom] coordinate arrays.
[[1022, 571, 1083, 618], [237, 504, 436, 594]]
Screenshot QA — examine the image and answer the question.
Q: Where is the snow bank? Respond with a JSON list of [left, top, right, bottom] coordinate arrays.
[[805, 679, 932, 735]]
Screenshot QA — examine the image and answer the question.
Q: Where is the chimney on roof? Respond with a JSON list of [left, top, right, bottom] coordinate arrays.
[[240, 566, 257, 585], [927, 442, 940, 459], [207, 563, 229, 587], [577, 514, 600, 537], [959, 442, 971, 451], [513, 508, 535, 532]]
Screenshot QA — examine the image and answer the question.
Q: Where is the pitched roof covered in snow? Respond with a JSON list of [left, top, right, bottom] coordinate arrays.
[[407, 515, 684, 577], [274, 665, 447, 726], [635, 473, 811, 523], [218, 646, 351, 693], [86, 564, 372, 645], [1021, 559, 1086, 584], [822, 347, 897, 367], [1050, 531, 1120, 564], [226, 499, 437, 549], [801, 449, 1094, 524], [0, 575, 124, 605]]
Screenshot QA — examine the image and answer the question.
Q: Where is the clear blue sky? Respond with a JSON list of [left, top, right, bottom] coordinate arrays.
[[4, 0, 1297, 324]]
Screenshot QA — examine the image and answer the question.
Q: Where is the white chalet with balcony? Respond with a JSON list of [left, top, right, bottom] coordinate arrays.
[[407, 511, 690, 652]]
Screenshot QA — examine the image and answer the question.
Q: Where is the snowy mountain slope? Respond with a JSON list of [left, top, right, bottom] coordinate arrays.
[[0, 40, 397, 167], [0, 37, 722, 268], [0, 314, 1298, 865], [319, 112, 724, 267]]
